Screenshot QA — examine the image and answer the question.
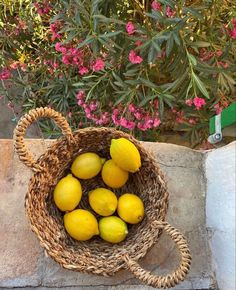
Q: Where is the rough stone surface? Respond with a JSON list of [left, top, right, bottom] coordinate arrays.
[[205, 142, 236, 290], [0, 139, 214, 289], [0, 98, 41, 139]]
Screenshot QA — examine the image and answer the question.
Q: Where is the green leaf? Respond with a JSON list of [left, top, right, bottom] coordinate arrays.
[[191, 41, 210, 48], [152, 40, 161, 53], [173, 32, 181, 46], [185, 82, 193, 99], [72, 82, 84, 87], [166, 35, 174, 58], [158, 0, 175, 9], [123, 68, 139, 77], [188, 54, 197, 66], [148, 45, 156, 64], [99, 31, 122, 38], [140, 95, 158, 106], [139, 78, 158, 89], [192, 72, 209, 98], [114, 93, 129, 106], [93, 15, 124, 25], [112, 71, 123, 83], [159, 97, 164, 120], [65, 30, 79, 42], [50, 13, 64, 23], [77, 36, 94, 48]]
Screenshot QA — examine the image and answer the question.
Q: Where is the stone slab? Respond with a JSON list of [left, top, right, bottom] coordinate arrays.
[[0, 139, 214, 289], [0, 98, 41, 139], [206, 142, 236, 290]]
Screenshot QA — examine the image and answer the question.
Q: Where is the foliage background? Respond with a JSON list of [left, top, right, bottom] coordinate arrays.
[[0, 0, 235, 146]]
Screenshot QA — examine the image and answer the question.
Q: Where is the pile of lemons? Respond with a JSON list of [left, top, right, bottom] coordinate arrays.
[[54, 138, 144, 244]]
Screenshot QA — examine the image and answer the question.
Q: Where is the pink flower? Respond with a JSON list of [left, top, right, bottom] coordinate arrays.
[[51, 33, 61, 41], [232, 19, 236, 27], [128, 50, 143, 64], [76, 90, 85, 100], [185, 99, 193, 106], [218, 61, 228, 68], [151, 1, 161, 11], [153, 99, 159, 109], [137, 122, 148, 131], [92, 59, 105, 71], [134, 111, 142, 120], [0, 68, 11, 80], [153, 118, 161, 127], [112, 108, 121, 125], [50, 23, 57, 32], [126, 22, 135, 35], [62, 55, 70, 65], [68, 112, 72, 118], [166, 6, 175, 18], [193, 97, 206, 110], [34, 1, 51, 15], [79, 66, 89, 75], [223, 101, 228, 107], [96, 112, 110, 125], [77, 99, 84, 106], [84, 107, 91, 114], [188, 118, 196, 125], [176, 111, 184, 123], [230, 27, 236, 39], [55, 42, 66, 53], [119, 117, 135, 130], [135, 41, 142, 46], [120, 117, 128, 128], [216, 50, 223, 57], [10, 62, 18, 69], [214, 103, 222, 115], [52, 62, 59, 68], [128, 103, 136, 113]]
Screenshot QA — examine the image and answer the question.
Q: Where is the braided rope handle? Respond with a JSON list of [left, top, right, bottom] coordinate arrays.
[[123, 221, 191, 289], [14, 107, 75, 172]]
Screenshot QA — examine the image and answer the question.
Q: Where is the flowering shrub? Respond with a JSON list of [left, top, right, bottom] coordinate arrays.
[[0, 0, 235, 145]]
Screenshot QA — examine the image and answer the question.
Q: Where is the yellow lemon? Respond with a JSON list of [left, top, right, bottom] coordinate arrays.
[[110, 138, 141, 173], [89, 188, 117, 216], [101, 159, 129, 189], [53, 174, 82, 211], [117, 193, 144, 224], [99, 216, 128, 243], [64, 209, 99, 241], [71, 152, 103, 179]]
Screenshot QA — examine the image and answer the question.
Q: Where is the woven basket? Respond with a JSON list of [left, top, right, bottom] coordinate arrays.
[[14, 107, 191, 289]]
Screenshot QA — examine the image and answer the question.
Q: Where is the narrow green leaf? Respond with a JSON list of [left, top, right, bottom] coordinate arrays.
[[152, 40, 161, 53], [188, 54, 197, 66], [166, 35, 174, 58], [192, 72, 209, 98], [99, 31, 122, 38], [77, 36, 94, 48], [185, 81, 193, 99], [139, 78, 158, 89], [158, 0, 175, 9], [140, 95, 158, 106], [148, 46, 156, 64], [191, 41, 210, 48], [93, 15, 124, 25], [173, 32, 181, 46]]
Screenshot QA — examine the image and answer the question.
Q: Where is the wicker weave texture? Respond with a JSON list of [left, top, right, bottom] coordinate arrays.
[[14, 107, 191, 289]]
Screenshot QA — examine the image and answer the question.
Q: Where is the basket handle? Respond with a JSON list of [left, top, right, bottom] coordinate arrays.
[[14, 107, 75, 172], [123, 220, 191, 289]]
